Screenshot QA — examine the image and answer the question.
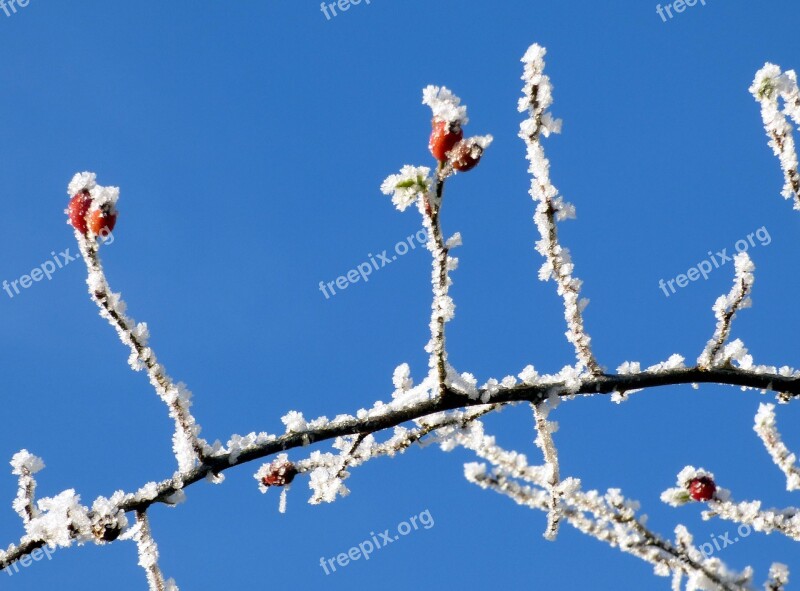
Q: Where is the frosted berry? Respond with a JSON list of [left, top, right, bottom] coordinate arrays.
[[450, 139, 485, 172], [688, 476, 716, 501], [429, 119, 463, 162], [88, 208, 117, 237], [67, 191, 92, 234], [261, 461, 298, 487]]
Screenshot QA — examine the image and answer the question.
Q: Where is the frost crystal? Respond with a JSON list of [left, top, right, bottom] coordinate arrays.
[[392, 363, 413, 393], [10, 450, 44, 476], [380, 166, 432, 212], [281, 411, 308, 433], [422, 85, 468, 125], [67, 171, 97, 196]]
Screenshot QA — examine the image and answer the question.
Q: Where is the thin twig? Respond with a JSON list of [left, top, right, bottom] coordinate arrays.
[[134, 511, 166, 591], [519, 45, 601, 375], [422, 164, 451, 390], [78, 234, 206, 470], [532, 401, 561, 540], [698, 253, 754, 369]]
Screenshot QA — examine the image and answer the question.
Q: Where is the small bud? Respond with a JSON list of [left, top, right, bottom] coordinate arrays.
[[449, 138, 486, 172], [67, 190, 92, 234], [261, 461, 298, 488], [93, 523, 122, 542], [88, 207, 117, 237]]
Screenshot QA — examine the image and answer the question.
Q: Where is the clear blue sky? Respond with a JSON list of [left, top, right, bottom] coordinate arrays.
[[2, 1, 800, 589]]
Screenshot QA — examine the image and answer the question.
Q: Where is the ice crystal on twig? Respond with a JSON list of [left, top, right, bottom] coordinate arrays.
[[754, 403, 800, 490], [751, 64, 800, 209], [698, 253, 754, 370], [10, 450, 44, 525], [532, 397, 562, 540], [126, 511, 179, 591]]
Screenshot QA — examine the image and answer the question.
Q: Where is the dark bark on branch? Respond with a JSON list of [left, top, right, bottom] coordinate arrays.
[[2, 365, 798, 572]]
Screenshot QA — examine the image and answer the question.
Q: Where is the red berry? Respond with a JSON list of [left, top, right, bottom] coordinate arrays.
[[88, 208, 117, 236], [261, 461, 298, 488], [429, 119, 463, 162], [688, 476, 716, 501], [67, 191, 92, 234], [450, 139, 485, 172]]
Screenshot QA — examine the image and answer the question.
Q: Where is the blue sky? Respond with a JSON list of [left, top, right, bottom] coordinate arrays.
[[2, 1, 800, 589]]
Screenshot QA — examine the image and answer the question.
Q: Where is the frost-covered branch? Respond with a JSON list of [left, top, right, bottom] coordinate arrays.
[[518, 44, 600, 375], [381, 87, 491, 391], [68, 173, 208, 472], [381, 164, 452, 388], [10, 450, 43, 525], [444, 407, 748, 588], [466, 459, 752, 590], [8, 43, 800, 590], [766, 564, 790, 591], [2, 362, 800, 577], [281, 405, 497, 507], [1, 453, 128, 572], [703, 496, 800, 542], [422, 169, 452, 388], [532, 398, 562, 540], [754, 403, 800, 491], [126, 511, 178, 591], [751, 64, 800, 210], [663, 465, 800, 542], [698, 253, 754, 370]]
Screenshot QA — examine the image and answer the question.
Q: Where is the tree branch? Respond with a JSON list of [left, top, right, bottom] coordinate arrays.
[[70, 174, 207, 472]]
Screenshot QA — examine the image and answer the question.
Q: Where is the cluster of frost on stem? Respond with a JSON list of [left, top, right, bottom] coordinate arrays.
[[11, 450, 44, 524], [9, 452, 95, 550], [703, 496, 800, 542], [4, 451, 130, 561], [750, 64, 800, 209], [754, 403, 800, 491], [698, 253, 754, 370], [422, 85, 468, 126], [380, 165, 433, 212], [766, 563, 790, 591]]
